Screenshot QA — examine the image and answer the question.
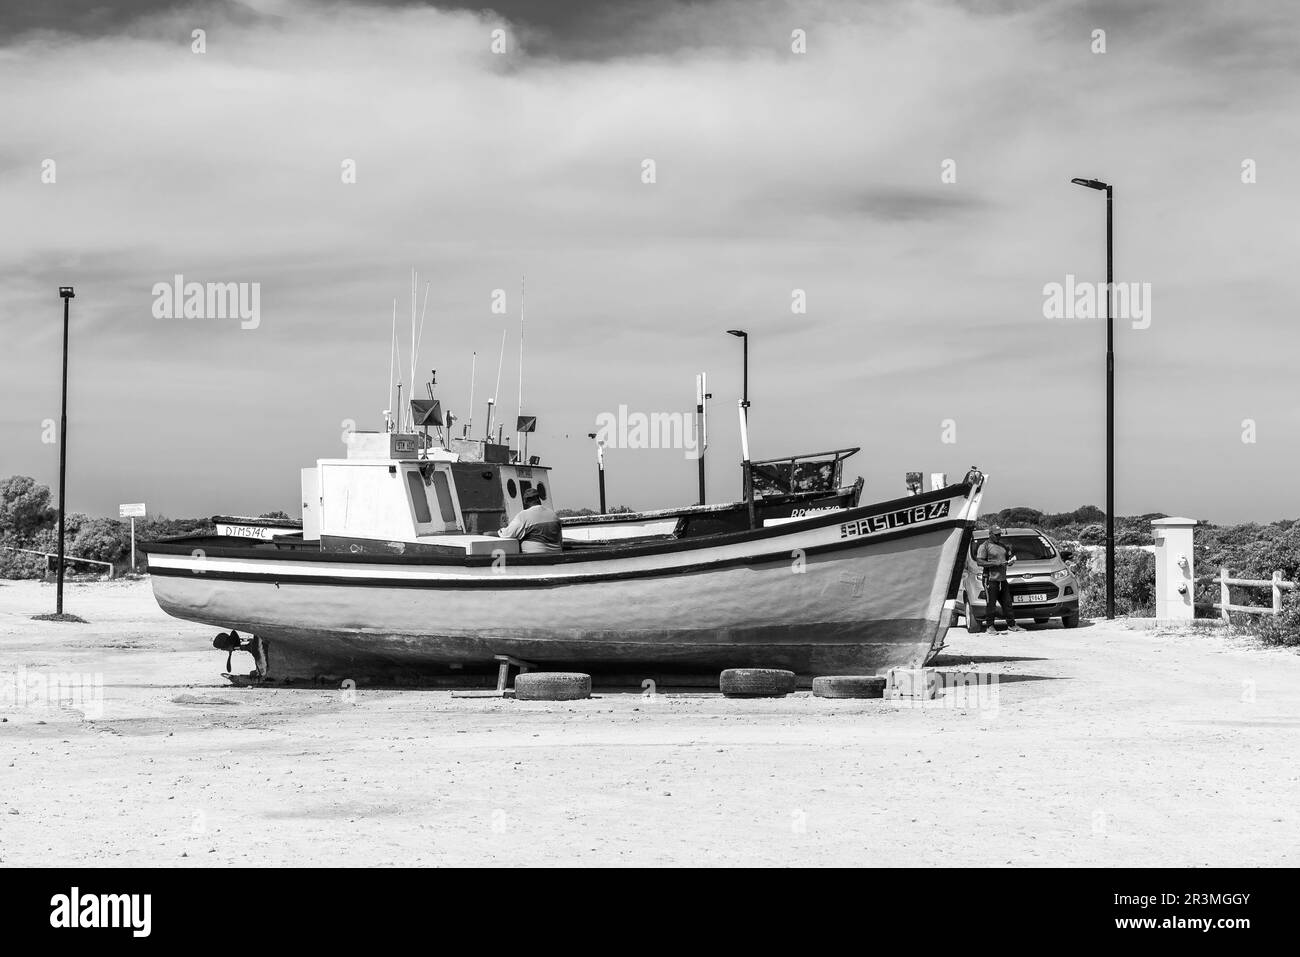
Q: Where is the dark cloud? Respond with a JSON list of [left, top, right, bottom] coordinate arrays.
[[0, 0, 276, 42]]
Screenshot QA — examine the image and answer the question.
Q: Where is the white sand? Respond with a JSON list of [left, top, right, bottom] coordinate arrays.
[[1, 578, 1296, 867]]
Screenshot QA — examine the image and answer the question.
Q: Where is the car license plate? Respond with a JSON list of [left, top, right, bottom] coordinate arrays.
[[1014, 593, 1047, 604]]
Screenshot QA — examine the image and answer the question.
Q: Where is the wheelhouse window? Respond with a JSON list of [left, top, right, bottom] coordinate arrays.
[[406, 470, 432, 524], [431, 471, 457, 523]]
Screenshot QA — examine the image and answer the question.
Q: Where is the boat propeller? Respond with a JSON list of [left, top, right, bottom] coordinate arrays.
[[213, 630, 251, 672]]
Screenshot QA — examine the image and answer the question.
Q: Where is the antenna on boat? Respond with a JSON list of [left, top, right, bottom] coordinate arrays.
[[466, 351, 477, 439], [412, 276, 431, 425], [434, 374, 444, 447], [516, 274, 525, 458], [409, 268, 416, 430], [386, 298, 399, 432], [488, 326, 507, 441]]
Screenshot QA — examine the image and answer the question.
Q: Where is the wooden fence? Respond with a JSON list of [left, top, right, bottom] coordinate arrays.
[[1, 545, 114, 580], [1208, 566, 1296, 621]]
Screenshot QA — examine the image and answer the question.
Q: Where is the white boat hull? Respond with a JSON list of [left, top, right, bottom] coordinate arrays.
[[147, 485, 981, 682]]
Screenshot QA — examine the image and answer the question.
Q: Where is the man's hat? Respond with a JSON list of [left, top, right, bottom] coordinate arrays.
[[988, 524, 1002, 536], [523, 487, 541, 505]]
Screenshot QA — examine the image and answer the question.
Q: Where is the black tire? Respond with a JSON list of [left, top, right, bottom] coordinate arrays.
[[514, 672, 591, 701], [965, 601, 984, 634], [812, 675, 886, 699], [1062, 612, 1080, 629], [720, 668, 795, 698]]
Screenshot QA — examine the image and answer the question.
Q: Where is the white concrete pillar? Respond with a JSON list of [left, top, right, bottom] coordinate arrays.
[[1151, 517, 1197, 620]]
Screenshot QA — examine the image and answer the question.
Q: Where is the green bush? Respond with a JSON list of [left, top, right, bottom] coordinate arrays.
[[0, 532, 46, 579], [1066, 547, 1155, 618], [0, 476, 56, 538], [1253, 590, 1300, 646], [71, 517, 131, 564]]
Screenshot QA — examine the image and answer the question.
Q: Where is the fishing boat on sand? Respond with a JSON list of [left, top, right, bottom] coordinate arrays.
[[144, 423, 985, 683], [144, 280, 985, 683]]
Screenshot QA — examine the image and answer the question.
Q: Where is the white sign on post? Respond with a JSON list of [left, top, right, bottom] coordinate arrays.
[[119, 503, 146, 572]]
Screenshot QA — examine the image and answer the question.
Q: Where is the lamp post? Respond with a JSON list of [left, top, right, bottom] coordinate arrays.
[[56, 286, 75, 616], [1071, 177, 1115, 620], [587, 432, 607, 514], [726, 330, 755, 530]]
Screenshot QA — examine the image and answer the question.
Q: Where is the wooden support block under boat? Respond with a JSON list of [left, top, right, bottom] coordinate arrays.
[[494, 653, 537, 692]]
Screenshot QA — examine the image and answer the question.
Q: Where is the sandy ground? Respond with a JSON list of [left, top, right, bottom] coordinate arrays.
[[1, 578, 1297, 867]]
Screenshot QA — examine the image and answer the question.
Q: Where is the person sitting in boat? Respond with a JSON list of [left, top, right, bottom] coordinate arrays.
[[976, 525, 1021, 633], [497, 487, 562, 553]]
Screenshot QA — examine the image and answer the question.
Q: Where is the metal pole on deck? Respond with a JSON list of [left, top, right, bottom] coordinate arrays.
[[727, 330, 754, 530], [588, 433, 607, 513], [696, 372, 710, 505]]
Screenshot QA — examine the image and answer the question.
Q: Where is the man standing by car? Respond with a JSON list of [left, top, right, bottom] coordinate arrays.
[[977, 525, 1022, 632]]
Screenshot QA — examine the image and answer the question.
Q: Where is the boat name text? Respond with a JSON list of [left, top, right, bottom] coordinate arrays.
[[840, 501, 950, 538]]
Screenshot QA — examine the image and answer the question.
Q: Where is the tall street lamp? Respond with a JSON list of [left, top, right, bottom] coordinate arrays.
[[586, 432, 607, 514], [1070, 177, 1115, 619], [726, 330, 756, 530], [56, 286, 75, 616]]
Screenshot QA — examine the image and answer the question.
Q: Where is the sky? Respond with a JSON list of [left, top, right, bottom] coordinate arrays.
[[2, 0, 1298, 525]]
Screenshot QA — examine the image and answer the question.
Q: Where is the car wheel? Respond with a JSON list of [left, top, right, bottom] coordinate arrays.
[[1062, 612, 1080, 629], [965, 601, 983, 634]]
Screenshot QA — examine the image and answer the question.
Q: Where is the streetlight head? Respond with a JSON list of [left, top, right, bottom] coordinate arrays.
[[726, 329, 746, 338], [1071, 177, 1108, 190], [59, 286, 75, 298]]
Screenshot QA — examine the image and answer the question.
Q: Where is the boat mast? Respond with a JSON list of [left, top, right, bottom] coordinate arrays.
[[413, 276, 431, 429], [386, 298, 398, 432], [409, 269, 416, 432], [488, 326, 506, 442], [516, 274, 525, 460], [466, 351, 476, 440]]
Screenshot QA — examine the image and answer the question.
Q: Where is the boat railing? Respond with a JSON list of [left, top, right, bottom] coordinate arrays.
[[750, 446, 861, 497]]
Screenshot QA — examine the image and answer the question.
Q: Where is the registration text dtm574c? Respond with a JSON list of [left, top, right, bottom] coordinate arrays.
[[839, 500, 950, 538]]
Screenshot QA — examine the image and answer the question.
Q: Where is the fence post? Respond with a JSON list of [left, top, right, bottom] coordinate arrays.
[[1273, 570, 1284, 615], [1220, 565, 1231, 623]]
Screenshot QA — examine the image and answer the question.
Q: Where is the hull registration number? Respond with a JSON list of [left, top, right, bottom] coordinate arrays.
[[839, 500, 950, 539]]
